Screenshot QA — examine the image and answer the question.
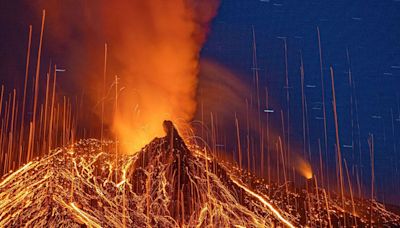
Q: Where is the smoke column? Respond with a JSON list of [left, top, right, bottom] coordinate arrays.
[[28, 1, 219, 153], [106, 1, 220, 153]]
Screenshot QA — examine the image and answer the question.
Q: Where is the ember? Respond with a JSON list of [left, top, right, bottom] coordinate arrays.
[[1, 122, 399, 227]]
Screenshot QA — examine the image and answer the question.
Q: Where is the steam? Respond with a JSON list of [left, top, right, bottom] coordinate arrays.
[[29, 1, 219, 153]]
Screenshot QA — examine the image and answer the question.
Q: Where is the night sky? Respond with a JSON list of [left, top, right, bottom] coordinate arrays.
[[1, 1, 400, 205], [203, 0, 400, 205]]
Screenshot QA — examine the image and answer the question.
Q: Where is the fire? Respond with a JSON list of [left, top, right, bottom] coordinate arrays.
[[295, 157, 313, 179], [28, 1, 220, 154], [103, 1, 220, 153]]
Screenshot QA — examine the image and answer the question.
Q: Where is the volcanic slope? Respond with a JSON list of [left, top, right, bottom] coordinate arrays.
[[0, 122, 399, 227]]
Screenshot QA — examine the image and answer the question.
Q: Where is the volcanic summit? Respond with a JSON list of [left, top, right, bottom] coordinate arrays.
[[0, 121, 399, 227]]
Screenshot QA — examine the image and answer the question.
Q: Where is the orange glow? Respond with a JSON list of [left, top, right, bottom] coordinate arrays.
[[295, 157, 313, 179], [104, 1, 219, 153], [29, 1, 219, 154], [229, 176, 295, 228]]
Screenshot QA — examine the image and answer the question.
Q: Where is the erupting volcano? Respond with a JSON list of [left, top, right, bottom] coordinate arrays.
[[1, 1, 400, 227], [1, 121, 399, 227]]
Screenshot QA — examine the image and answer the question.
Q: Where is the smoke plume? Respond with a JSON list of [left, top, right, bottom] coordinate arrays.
[[197, 60, 313, 179], [28, 1, 220, 153]]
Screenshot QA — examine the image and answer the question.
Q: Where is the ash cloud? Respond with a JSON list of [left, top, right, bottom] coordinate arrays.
[[28, 1, 220, 153]]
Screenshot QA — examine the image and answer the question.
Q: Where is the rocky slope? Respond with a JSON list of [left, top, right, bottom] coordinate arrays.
[[0, 121, 399, 227]]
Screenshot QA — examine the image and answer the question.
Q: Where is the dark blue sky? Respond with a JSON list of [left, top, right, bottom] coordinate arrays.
[[202, 0, 400, 204]]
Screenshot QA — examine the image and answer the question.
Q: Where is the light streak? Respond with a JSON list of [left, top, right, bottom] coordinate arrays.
[[70, 202, 102, 228], [0, 161, 34, 187], [0, 139, 399, 227], [230, 177, 295, 228]]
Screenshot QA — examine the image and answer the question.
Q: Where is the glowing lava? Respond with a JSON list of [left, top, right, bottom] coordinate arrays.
[[1, 136, 399, 227]]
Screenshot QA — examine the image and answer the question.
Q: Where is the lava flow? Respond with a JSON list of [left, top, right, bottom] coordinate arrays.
[[0, 121, 399, 227]]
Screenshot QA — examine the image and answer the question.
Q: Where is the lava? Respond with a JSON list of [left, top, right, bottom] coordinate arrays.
[[1, 122, 399, 227], [27, 1, 220, 154]]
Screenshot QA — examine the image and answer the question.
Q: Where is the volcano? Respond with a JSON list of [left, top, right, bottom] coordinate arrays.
[[0, 121, 399, 227]]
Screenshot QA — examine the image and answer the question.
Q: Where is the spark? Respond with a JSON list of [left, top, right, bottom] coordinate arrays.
[[230, 177, 295, 228], [70, 202, 102, 228], [0, 161, 34, 187], [1, 139, 399, 227]]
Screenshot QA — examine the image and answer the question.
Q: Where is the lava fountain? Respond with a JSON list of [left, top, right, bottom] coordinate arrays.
[[29, 0, 220, 154], [107, 1, 220, 153]]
